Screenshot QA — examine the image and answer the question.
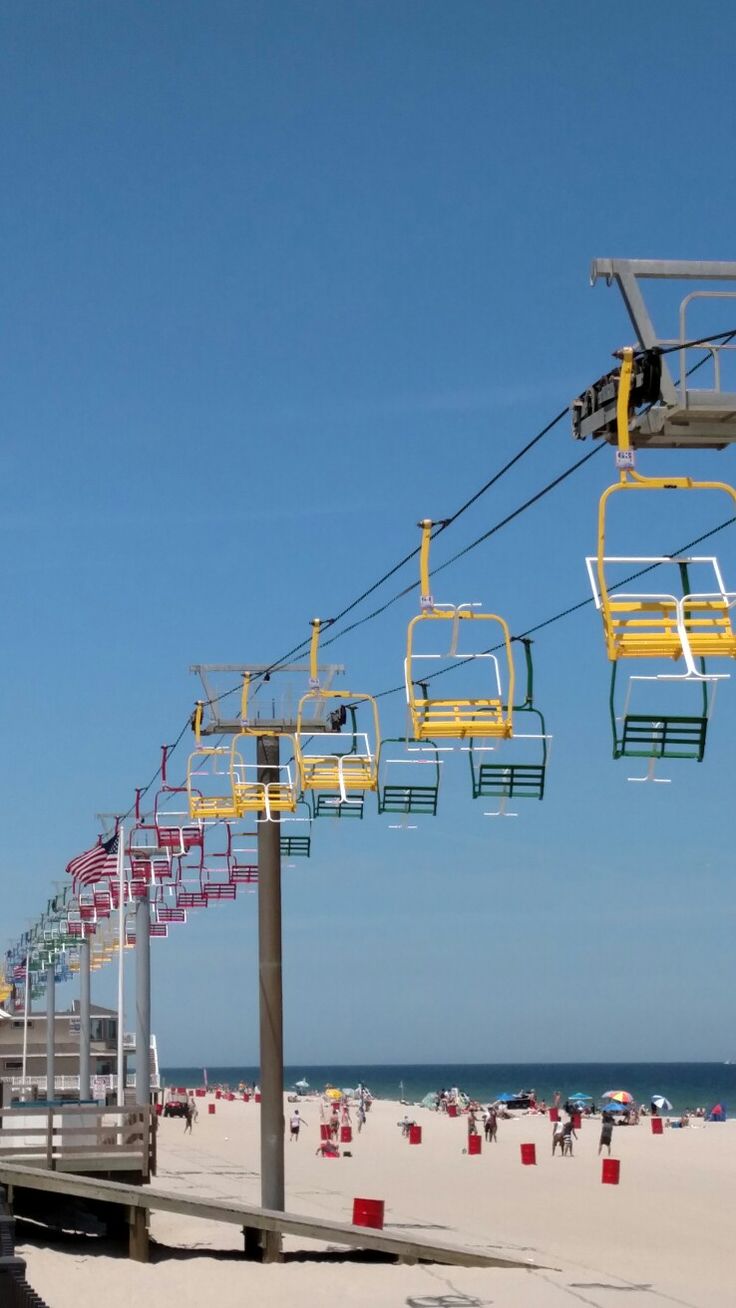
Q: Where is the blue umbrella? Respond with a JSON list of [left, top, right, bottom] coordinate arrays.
[[495, 1093, 516, 1103], [569, 1092, 593, 1101], [603, 1102, 627, 1113]]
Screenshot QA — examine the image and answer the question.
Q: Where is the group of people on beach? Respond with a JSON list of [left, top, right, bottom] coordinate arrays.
[[314, 1084, 372, 1157]]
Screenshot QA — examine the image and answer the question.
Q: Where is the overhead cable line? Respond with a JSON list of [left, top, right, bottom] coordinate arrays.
[[365, 513, 736, 703], [115, 322, 736, 817]]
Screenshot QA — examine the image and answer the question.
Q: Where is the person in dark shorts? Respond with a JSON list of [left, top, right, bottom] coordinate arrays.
[[290, 1108, 307, 1141], [598, 1111, 614, 1156]]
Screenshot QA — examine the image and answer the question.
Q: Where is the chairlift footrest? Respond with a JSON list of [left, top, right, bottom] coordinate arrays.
[[311, 793, 365, 819], [471, 763, 546, 801], [280, 836, 312, 857], [615, 713, 708, 761], [378, 784, 439, 816]]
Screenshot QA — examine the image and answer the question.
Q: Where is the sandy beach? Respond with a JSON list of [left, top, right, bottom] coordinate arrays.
[[17, 1094, 736, 1308]]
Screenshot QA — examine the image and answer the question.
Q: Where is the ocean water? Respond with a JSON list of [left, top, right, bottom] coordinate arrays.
[[160, 1062, 734, 1112]]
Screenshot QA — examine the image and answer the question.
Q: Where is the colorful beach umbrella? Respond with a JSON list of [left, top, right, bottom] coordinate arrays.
[[602, 1090, 633, 1104]]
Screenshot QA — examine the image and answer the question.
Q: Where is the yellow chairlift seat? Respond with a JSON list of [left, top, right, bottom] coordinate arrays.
[[189, 682, 300, 821], [590, 348, 736, 676], [294, 620, 380, 801], [405, 522, 515, 741], [187, 703, 241, 820], [229, 675, 299, 819]]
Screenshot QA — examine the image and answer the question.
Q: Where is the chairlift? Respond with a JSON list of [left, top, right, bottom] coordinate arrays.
[[587, 347, 736, 766], [187, 704, 240, 819], [155, 746, 204, 855], [294, 619, 380, 809], [405, 521, 515, 740]]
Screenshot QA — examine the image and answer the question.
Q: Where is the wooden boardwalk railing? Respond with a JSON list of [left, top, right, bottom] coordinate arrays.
[[0, 1161, 537, 1270], [0, 1104, 154, 1178]]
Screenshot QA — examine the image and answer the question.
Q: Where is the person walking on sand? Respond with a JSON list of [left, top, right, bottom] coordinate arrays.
[[184, 1099, 194, 1134], [562, 1117, 577, 1157], [357, 1103, 366, 1133], [598, 1111, 614, 1157], [485, 1106, 498, 1143], [290, 1108, 306, 1142], [552, 1117, 565, 1156]]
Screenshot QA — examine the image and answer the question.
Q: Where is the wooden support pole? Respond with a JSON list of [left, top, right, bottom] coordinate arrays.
[[128, 1204, 149, 1263]]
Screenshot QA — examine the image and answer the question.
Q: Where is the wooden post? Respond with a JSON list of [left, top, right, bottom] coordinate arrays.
[[128, 1204, 149, 1263]]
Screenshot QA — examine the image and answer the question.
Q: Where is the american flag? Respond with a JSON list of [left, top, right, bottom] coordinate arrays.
[[66, 830, 120, 889], [13, 961, 26, 981]]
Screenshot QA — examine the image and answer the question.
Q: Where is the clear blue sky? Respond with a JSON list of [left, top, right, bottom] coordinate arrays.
[[3, 0, 736, 1065]]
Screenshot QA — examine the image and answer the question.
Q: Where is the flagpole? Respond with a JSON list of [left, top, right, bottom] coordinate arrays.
[[21, 950, 30, 1099], [116, 823, 125, 1108]]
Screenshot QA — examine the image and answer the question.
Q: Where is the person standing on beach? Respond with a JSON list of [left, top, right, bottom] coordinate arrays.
[[184, 1099, 194, 1134], [357, 1103, 366, 1133], [562, 1117, 577, 1157], [485, 1106, 498, 1143], [552, 1117, 565, 1156], [290, 1109, 306, 1142], [598, 1112, 614, 1156]]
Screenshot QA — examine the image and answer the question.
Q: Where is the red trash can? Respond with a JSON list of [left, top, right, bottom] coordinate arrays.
[[196, 1089, 205, 1097], [352, 1198, 384, 1229], [447, 1104, 458, 1118], [215, 1090, 222, 1100], [651, 1117, 664, 1135], [320, 1123, 331, 1141], [409, 1124, 422, 1145], [255, 1093, 262, 1103], [468, 1133, 481, 1155], [208, 1103, 216, 1115], [520, 1143, 536, 1165], [572, 1113, 582, 1130], [549, 1107, 559, 1123], [602, 1158, 620, 1185], [341, 1125, 352, 1143]]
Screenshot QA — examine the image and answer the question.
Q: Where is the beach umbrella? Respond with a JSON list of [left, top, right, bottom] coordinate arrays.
[[325, 1087, 342, 1101], [603, 1102, 627, 1113], [295, 1078, 309, 1090], [569, 1092, 593, 1101], [602, 1090, 633, 1104], [495, 1092, 515, 1103], [651, 1095, 672, 1111]]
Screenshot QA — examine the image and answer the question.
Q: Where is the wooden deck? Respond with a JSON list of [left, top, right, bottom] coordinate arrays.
[[0, 1160, 536, 1270]]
